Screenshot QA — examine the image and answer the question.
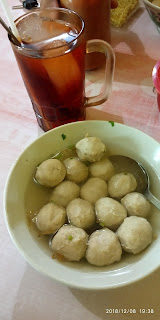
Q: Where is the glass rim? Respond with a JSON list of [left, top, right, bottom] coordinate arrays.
[[9, 7, 85, 53]]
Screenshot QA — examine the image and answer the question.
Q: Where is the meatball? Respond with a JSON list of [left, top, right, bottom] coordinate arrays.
[[86, 228, 122, 266], [80, 177, 108, 205], [35, 159, 66, 187], [121, 192, 151, 218], [51, 225, 88, 261], [95, 197, 127, 230], [89, 157, 115, 181], [108, 173, 137, 198], [117, 216, 153, 254], [67, 198, 95, 230], [76, 136, 106, 162], [50, 181, 80, 208], [63, 157, 88, 183], [36, 202, 66, 234]]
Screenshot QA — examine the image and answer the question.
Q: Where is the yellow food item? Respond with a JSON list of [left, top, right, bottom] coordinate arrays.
[[152, 0, 160, 7], [111, 0, 139, 28]]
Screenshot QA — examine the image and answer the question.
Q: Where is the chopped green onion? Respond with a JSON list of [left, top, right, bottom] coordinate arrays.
[[68, 235, 73, 240], [108, 121, 115, 127], [61, 133, 66, 140]]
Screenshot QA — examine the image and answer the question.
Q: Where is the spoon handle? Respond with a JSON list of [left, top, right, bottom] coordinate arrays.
[[145, 190, 160, 210]]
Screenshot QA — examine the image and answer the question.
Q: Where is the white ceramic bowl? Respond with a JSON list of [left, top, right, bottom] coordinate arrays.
[[143, 0, 160, 31], [4, 121, 160, 290]]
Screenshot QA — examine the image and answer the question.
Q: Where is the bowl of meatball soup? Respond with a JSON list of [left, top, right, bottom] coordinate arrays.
[[4, 121, 160, 290]]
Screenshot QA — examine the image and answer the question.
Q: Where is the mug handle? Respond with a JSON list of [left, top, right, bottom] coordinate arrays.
[[85, 40, 115, 107]]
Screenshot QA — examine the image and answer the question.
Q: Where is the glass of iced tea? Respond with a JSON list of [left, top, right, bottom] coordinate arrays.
[[9, 8, 115, 131]]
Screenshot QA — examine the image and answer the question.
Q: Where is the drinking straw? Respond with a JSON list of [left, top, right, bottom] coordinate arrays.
[[0, 0, 21, 42]]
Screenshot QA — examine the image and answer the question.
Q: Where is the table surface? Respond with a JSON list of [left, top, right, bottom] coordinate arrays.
[[1, 1, 160, 319]]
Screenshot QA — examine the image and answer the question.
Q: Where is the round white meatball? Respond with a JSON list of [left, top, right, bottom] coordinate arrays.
[[117, 216, 153, 254], [36, 202, 66, 234], [67, 198, 95, 230], [121, 192, 151, 218], [95, 197, 127, 230], [108, 173, 137, 198], [51, 225, 88, 261], [80, 178, 108, 205], [50, 181, 80, 208], [63, 157, 88, 183], [35, 159, 66, 187], [89, 157, 115, 181], [76, 136, 106, 162], [86, 228, 122, 266]]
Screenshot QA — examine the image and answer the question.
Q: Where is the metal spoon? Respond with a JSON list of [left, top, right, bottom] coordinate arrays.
[[109, 155, 160, 210], [0, 17, 21, 46]]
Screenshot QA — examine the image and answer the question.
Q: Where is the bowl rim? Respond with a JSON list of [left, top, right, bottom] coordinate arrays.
[[3, 120, 160, 290]]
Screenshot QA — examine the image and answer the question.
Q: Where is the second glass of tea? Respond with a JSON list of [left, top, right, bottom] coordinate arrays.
[[10, 8, 115, 131]]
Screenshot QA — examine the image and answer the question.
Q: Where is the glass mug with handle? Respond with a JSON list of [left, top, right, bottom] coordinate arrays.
[[10, 8, 115, 131]]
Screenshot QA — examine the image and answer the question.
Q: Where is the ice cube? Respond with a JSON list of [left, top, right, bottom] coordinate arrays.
[[17, 13, 45, 43]]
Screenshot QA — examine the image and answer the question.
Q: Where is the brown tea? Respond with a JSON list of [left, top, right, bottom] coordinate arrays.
[[12, 10, 86, 131]]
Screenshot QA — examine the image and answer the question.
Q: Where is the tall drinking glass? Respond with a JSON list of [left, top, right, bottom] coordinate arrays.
[[9, 8, 115, 131]]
